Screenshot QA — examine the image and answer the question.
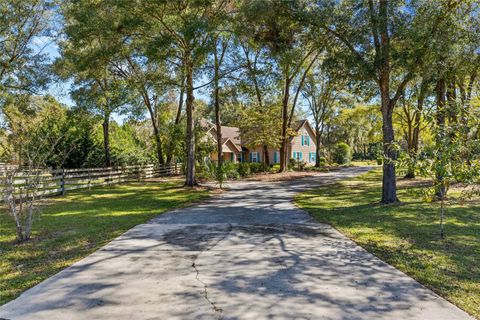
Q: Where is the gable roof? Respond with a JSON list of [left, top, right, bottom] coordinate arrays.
[[199, 119, 242, 151], [292, 119, 316, 140], [199, 118, 316, 148]]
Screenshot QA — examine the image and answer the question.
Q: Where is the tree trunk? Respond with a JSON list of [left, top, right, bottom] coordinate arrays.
[[380, 91, 398, 204], [263, 145, 270, 167], [167, 79, 184, 164], [152, 124, 165, 166], [213, 45, 223, 183], [405, 92, 425, 179], [378, 0, 398, 204], [315, 126, 321, 167], [102, 114, 111, 167], [435, 76, 446, 198], [185, 58, 196, 187], [279, 75, 291, 172]]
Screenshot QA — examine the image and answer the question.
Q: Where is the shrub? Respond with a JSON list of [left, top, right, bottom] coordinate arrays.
[[223, 161, 240, 179], [196, 161, 216, 180], [298, 160, 307, 171], [250, 162, 268, 173], [288, 158, 297, 170], [332, 142, 352, 165], [376, 157, 383, 165], [306, 166, 329, 172], [237, 162, 251, 177], [318, 156, 327, 166]]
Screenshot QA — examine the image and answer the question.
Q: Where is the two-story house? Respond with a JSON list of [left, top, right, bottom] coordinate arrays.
[[200, 119, 317, 165]]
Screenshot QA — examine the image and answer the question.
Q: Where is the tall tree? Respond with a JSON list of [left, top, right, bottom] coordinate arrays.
[[70, 74, 130, 167], [306, 0, 460, 203], [135, 0, 230, 186], [240, 0, 318, 172], [302, 59, 344, 167]]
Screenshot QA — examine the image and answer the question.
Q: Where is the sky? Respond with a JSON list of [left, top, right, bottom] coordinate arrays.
[[41, 39, 311, 125]]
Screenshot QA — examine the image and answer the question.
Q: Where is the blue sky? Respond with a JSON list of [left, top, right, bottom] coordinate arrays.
[[42, 40, 310, 124]]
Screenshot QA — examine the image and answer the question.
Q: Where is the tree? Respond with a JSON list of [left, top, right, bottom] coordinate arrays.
[[134, 0, 230, 186], [237, 103, 282, 160], [305, 0, 461, 203], [61, 0, 175, 167], [302, 59, 344, 167], [1, 95, 77, 242], [395, 78, 433, 178], [240, 0, 318, 172], [0, 0, 54, 99], [70, 75, 130, 167]]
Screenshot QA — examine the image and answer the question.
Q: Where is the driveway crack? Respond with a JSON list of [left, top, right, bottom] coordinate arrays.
[[191, 223, 233, 317]]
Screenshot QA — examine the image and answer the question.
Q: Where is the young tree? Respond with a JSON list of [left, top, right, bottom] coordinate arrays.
[[1, 95, 77, 242]]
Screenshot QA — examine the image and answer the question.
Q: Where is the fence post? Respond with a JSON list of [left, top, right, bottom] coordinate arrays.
[[60, 169, 66, 196], [174, 162, 177, 175]]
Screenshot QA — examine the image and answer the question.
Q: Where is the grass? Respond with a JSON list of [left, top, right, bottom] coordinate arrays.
[[350, 160, 379, 166], [0, 180, 209, 305], [296, 170, 480, 319]]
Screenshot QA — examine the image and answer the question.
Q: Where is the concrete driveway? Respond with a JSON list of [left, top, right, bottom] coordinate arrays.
[[0, 167, 473, 320]]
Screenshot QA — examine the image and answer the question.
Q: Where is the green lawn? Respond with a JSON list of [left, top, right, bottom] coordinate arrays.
[[296, 170, 480, 319], [0, 180, 209, 305]]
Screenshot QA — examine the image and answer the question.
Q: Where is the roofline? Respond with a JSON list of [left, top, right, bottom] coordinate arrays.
[[222, 137, 242, 152]]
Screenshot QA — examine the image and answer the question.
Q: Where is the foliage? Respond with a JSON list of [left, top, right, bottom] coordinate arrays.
[[318, 156, 327, 166], [332, 142, 351, 165], [237, 103, 282, 151], [0, 0, 54, 98], [237, 162, 251, 177]]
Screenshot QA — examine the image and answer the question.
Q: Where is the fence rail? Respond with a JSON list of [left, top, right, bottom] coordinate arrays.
[[0, 163, 182, 199]]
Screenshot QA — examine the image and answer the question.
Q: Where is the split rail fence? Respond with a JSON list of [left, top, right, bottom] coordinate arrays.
[[0, 163, 182, 200]]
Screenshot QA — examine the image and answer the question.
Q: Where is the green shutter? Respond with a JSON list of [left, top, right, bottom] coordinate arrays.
[[307, 136, 310, 146], [301, 136, 304, 146], [299, 152, 303, 160], [249, 152, 252, 162], [274, 151, 277, 163]]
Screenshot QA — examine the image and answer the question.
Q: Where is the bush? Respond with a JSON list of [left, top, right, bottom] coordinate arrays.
[[298, 160, 307, 171], [196, 161, 216, 180], [318, 156, 327, 166], [223, 161, 240, 179], [306, 166, 329, 172], [332, 142, 352, 165], [376, 157, 383, 165], [288, 158, 297, 170], [237, 162, 251, 177], [250, 162, 268, 173]]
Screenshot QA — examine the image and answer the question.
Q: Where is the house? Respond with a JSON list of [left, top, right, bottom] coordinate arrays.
[[200, 119, 318, 165]]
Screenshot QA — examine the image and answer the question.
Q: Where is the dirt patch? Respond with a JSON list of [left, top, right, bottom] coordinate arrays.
[[397, 178, 433, 188], [242, 168, 343, 182]]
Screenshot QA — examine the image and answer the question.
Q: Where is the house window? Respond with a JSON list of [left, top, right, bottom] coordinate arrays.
[[301, 134, 310, 146], [293, 151, 303, 161], [250, 152, 259, 163], [273, 151, 280, 164], [309, 152, 316, 163], [237, 153, 243, 163]]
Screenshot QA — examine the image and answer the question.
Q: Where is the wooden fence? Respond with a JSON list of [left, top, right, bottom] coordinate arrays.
[[0, 163, 182, 199]]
